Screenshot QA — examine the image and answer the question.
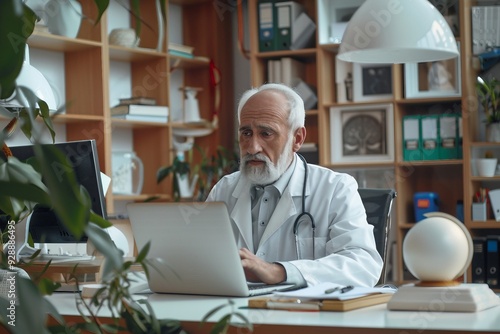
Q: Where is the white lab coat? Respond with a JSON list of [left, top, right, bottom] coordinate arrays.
[[206, 154, 383, 287]]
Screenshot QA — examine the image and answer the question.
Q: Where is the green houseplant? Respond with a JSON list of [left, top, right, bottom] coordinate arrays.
[[157, 145, 239, 202], [0, 1, 249, 333], [476, 77, 500, 142]]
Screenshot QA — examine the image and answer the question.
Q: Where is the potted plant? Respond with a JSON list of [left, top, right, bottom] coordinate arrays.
[[476, 77, 500, 142], [157, 145, 239, 202], [475, 151, 498, 177], [0, 1, 247, 333]]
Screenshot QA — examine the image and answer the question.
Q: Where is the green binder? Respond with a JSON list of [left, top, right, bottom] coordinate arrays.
[[439, 114, 459, 159], [421, 114, 439, 160], [274, 1, 303, 50], [403, 115, 422, 161], [457, 115, 463, 159]]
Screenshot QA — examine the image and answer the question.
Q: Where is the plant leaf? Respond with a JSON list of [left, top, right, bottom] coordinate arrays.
[[92, 0, 110, 25], [90, 211, 112, 229], [85, 223, 123, 274], [135, 241, 150, 263], [0, 157, 50, 218], [0, 1, 36, 100], [14, 277, 53, 334], [209, 314, 231, 334]]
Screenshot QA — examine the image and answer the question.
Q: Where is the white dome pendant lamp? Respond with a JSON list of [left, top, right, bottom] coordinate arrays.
[[337, 0, 459, 64]]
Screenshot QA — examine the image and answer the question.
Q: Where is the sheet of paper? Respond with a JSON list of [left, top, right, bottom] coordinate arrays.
[[273, 282, 397, 300]]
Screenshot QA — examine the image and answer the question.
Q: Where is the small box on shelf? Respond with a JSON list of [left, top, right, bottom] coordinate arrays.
[[472, 202, 487, 221]]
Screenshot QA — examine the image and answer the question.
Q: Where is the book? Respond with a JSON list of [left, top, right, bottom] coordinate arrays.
[[168, 42, 194, 54], [118, 96, 157, 105], [249, 282, 397, 312], [281, 57, 305, 87], [249, 293, 393, 312], [112, 114, 168, 123], [168, 49, 195, 59], [111, 104, 169, 117]]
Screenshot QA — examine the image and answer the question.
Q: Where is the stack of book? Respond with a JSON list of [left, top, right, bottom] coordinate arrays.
[[168, 43, 194, 59], [267, 57, 317, 110], [111, 97, 169, 123]]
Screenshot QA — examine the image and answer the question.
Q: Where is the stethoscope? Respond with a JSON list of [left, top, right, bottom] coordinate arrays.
[[292, 154, 315, 260]]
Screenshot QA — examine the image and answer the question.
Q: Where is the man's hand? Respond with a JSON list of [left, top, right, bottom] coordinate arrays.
[[239, 248, 286, 284]]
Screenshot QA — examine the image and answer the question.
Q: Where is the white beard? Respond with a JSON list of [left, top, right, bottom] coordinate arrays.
[[240, 135, 294, 185]]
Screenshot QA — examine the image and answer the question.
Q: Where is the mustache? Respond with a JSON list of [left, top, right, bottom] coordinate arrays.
[[241, 153, 271, 165]]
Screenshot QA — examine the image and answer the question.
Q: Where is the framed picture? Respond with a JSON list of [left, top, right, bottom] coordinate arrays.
[[330, 104, 394, 163], [353, 63, 393, 102], [404, 43, 461, 98]]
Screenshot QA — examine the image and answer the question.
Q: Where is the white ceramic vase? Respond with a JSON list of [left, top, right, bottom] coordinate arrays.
[[45, 0, 82, 38], [486, 123, 500, 142], [475, 158, 498, 177]]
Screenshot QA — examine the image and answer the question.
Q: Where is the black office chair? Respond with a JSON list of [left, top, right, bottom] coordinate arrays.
[[358, 188, 397, 285]]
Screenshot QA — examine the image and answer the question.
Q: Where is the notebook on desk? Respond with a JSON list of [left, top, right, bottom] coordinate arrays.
[[126, 201, 305, 297]]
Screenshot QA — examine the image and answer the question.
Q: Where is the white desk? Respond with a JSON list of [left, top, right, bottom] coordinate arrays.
[[47, 293, 500, 333]]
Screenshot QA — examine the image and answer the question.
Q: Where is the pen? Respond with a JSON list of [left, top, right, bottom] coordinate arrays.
[[324, 285, 354, 294]]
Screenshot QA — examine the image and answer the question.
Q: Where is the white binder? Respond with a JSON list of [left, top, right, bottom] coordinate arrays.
[[488, 189, 500, 221]]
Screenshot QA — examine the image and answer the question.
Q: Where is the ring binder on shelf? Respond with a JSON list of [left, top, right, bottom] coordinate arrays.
[[274, 1, 303, 50], [258, 1, 276, 52]]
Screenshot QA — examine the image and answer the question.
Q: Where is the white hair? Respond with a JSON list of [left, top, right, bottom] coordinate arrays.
[[236, 83, 305, 132]]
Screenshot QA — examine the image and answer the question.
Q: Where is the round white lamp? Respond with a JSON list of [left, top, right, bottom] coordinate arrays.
[[403, 212, 472, 286], [337, 0, 459, 64], [387, 212, 500, 312]]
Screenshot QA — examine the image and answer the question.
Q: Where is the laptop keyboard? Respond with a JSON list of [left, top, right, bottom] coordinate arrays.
[[23, 254, 95, 263], [248, 283, 296, 296]]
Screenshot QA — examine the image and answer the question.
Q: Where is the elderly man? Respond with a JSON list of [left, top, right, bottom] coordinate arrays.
[[207, 83, 382, 287]]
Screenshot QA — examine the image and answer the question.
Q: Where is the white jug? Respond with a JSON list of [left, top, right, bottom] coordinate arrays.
[[112, 152, 144, 195], [45, 0, 82, 38]]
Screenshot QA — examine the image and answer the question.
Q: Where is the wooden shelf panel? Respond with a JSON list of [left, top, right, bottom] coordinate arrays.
[[395, 96, 462, 104], [468, 221, 500, 228], [29, 32, 102, 52], [109, 45, 167, 62], [170, 0, 210, 4], [255, 48, 317, 59], [318, 43, 340, 52], [470, 176, 500, 181], [470, 142, 500, 147], [51, 114, 104, 123], [169, 55, 210, 70], [0, 114, 104, 124], [397, 159, 463, 167], [399, 223, 416, 230], [325, 162, 395, 169], [111, 119, 169, 128]]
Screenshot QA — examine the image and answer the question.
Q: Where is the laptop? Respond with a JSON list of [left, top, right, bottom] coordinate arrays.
[[127, 201, 305, 297]]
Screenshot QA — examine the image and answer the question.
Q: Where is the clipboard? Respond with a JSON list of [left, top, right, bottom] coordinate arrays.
[[248, 293, 393, 312]]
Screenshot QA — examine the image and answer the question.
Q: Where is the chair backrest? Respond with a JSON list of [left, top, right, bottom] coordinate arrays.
[[357, 188, 397, 285]]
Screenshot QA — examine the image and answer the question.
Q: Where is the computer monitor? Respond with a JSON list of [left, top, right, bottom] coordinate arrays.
[[3, 139, 107, 244]]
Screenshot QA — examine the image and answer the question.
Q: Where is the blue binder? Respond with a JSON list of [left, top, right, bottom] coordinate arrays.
[[258, 1, 276, 52], [486, 236, 500, 289]]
